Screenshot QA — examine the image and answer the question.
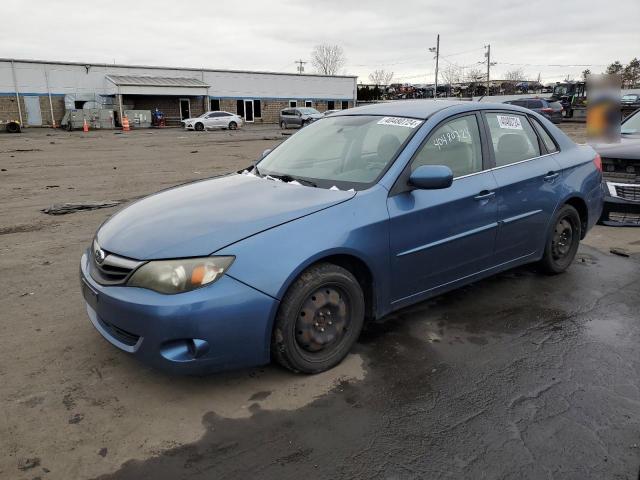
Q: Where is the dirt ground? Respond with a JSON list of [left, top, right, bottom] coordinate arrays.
[[1, 124, 639, 480]]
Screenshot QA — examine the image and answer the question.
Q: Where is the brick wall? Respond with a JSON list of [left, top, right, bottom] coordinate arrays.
[[0, 95, 66, 127], [0, 96, 25, 124]]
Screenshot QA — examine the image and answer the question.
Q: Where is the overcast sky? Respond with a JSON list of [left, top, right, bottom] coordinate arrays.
[[2, 0, 638, 84]]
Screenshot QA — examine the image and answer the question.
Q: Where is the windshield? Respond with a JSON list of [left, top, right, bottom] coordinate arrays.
[[553, 86, 568, 95], [621, 110, 640, 135], [298, 108, 321, 115], [256, 115, 422, 190]]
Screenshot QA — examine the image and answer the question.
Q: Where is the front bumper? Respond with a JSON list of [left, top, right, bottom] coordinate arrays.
[[600, 180, 640, 226], [80, 251, 278, 374]]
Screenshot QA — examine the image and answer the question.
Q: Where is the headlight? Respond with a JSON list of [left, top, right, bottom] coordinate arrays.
[[127, 256, 234, 294]]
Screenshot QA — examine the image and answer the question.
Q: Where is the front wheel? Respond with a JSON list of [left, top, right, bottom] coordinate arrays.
[[540, 204, 582, 274], [272, 263, 365, 373], [194, 122, 204, 131]]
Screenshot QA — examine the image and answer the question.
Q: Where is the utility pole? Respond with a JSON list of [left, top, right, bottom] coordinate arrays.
[[295, 59, 307, 74], [429, 34, 440, 98], [485, 44, 491, 96]]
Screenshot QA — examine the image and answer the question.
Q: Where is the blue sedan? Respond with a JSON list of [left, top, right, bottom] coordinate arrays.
[[80, 100, 603, 374]]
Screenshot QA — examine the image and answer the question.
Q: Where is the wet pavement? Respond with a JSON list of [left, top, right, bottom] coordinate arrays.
[[98, 245, 640, 480]]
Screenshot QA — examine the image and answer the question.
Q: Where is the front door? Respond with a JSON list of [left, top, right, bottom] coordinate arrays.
[[483, 111, 563, 263], [179, 99, 191, 120], [24, 96, 42, 126], [388, 113, 498, 304], [244, 100, 254, 122]]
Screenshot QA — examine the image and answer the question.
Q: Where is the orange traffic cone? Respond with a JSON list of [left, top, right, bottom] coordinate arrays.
[[122, 116, 130, 132], [83, 118, 89, 132]]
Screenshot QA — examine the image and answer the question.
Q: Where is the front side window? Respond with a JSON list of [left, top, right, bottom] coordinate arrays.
[[411, 114, 483, 178], [257, 115, 422, 190], [485, 112, 541, 167]]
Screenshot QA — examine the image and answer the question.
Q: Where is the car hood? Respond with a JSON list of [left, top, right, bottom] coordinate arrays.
[[97, 174, 355, 260], [593, 136, 640, 160]]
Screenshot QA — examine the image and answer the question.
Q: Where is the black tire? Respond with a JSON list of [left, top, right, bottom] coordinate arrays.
[[280, 121, 287, 130], [194, 122, 204, 131], [540, 204, 582, 274], [228, 121, 237, 130], [66, 122, 73, 132], [272, 263, 365, 374], [6, 122, 21, 134]]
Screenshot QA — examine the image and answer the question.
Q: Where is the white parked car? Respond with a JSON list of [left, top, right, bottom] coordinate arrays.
[[182, 111, 243, 131]]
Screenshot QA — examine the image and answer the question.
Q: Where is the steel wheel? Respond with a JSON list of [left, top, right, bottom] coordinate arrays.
[[551, 218, 573, 260], [295, 285, 350, 353]]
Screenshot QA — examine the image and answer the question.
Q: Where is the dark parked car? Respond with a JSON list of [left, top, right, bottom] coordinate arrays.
[[80, 100, 603, 375], [595, 108, 640, 226], [621, 94, 640, 119], [504, 98, 563, 124], [280, 107, 323, 129]]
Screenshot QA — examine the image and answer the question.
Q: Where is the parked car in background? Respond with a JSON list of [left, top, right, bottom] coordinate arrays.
[[621, 93, 640, 109], [81, 100, 602, 375], [595, 108, 640, 226], [504, 98, 563, 124], [280, 107, 323, 129], [182, 111, 243, 131], [324, 109, 340, 116]]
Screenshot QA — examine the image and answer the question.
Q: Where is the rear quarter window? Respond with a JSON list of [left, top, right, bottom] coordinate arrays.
[[531, 118, 559, 153]]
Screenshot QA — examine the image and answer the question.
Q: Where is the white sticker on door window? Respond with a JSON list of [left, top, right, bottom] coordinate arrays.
[[496, 115, 523, 130], [377, 117, 422, 128]]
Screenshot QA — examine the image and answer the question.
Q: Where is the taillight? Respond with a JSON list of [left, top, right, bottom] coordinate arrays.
[[541, 108, 553, 113], [593, 153, 602, 172]]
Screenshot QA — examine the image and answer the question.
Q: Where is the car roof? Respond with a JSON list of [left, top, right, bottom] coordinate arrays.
[[332, 99, 533, 120]]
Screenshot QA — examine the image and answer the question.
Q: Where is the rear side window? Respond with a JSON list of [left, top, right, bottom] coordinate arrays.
[[412, 114, 483, 177], [527, 100, 543, 109], [531, 118, 559, 153], [485, 112, 541, 167], [510, 100, 527, 107]]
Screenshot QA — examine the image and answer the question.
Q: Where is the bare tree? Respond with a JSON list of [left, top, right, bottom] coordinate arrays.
[[465, 68, 485, 82], [504, 68, 526, 81], [311, 44, 346, 75], [368, 69, 394, 85], [440, 65, 460, 85]]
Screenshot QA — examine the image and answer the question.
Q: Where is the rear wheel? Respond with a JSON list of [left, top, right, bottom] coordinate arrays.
[[540, 204, 581, 274], [194, 122, 204, 131], [228, 121, 237, 130], [272, 263, 365, 373]]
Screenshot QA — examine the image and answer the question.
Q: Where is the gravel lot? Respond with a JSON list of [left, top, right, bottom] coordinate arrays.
[[1, 124, 639, 480]]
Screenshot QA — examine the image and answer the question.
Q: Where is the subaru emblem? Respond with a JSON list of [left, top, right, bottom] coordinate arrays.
[[95, 247, 106, 264]]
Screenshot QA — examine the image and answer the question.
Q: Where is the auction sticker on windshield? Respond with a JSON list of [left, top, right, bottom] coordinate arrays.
[[496, 115, 523, 130], [377, 117, 422, 128]]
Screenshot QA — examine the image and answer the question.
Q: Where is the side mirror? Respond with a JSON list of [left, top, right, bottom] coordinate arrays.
[[408, 165, 453, 190], [261, 148, 272, 159]]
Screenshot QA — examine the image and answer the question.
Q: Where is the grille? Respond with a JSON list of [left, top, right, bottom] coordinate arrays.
[[607, 212, 640, 225], [90, 243, 143, 286], [601, 157, 639, 184], [99, 318, 140, 346], [615, 184, 640, 202]]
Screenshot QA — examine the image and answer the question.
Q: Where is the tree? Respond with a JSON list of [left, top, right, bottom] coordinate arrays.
[[606, 61, 623, 75], [311, 44, 345, 75], [504, 68, 525, 81], [623, 58, 640, 87], [465, 68, 485, 82], [582, 69, 591, 81], [440, 65, 460, 86], [368, 69, 394, 85]]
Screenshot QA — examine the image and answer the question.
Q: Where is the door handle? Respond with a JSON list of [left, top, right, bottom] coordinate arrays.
[[473, 190, 495, 201], [543, 171, 560, 182]]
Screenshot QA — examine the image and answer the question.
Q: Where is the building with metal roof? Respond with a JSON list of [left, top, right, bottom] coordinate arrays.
[[0, 58, 357, 127]]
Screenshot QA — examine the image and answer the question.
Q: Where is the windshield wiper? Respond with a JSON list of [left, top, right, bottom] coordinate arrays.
[[266, 173, 317, 187]]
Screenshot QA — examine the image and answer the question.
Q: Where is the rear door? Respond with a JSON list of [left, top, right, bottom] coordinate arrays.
[[483, 111, 563, 263], [387, 113, 499, 304]]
